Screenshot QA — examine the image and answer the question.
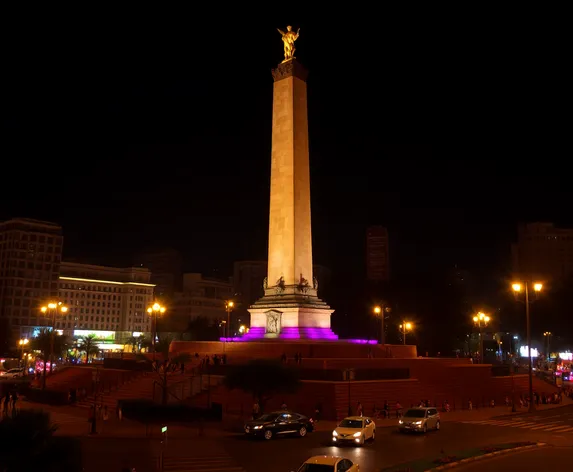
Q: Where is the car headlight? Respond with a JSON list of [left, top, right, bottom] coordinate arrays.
[[332, 430, 338, 436], [414, 421, 422, 425], [253, 425, 262, 429], [399, 420, 403, 424], [353, 432, 362, 437]]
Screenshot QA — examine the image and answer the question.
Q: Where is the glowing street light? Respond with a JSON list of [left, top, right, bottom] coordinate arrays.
[[473, 312, 490, 364], [399, 322, 413, 345], [147, 302, 166, 360], [511, 281, 543, 412], [373, 305, 390, 345], [40, 301, 68, 387]]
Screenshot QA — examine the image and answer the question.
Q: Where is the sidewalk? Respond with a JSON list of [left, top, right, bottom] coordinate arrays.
[[313, 397, 573, 432]]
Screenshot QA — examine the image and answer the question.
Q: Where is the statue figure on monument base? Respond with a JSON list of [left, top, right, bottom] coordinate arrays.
[[277, 25, 300, 63], [275, 276, 285, 294]]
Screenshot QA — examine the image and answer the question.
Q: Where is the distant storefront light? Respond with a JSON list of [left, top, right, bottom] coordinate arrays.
[[519, 346, 539, 358], [73, 330, 115, 340], [559, 352, 573, 361]]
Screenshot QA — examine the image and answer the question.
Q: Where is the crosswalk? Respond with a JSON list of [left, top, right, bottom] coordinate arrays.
[[460, 417, 573, 434], [160, 454, 246, 471]]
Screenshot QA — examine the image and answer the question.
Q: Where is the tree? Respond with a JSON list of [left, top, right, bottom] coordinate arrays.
[[76, 334, 99, 364], [29, 329, 68, 390], [224, 359, 301, 412], [138, 335, 191, 405], [126, 334, 150, 353]]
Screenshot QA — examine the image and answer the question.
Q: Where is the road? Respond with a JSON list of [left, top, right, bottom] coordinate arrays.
[[455, 446, 571, 470], [163, 417, 573, 472], [458, 404, 573, 435], [17, 403, 573, 471]]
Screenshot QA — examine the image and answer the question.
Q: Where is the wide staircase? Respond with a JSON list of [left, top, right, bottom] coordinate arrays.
[[76, 369, 202, 412]]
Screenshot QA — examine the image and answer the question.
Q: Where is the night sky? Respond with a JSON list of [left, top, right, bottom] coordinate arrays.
[[2, 14, 568, 346]]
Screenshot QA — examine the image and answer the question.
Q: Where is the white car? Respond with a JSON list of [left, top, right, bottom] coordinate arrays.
[[293, 455, 359, 472], [332, 416, 376, 445], [0, 368, 25, 379]]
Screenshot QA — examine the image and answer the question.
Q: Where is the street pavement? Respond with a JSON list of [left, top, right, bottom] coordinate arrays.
[[15, 400, 573, 471], [459, 404, 573, 436], [454, 445, 571, 470]]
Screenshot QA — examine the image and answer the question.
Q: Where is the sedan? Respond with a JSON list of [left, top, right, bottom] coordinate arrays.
[[244, 411, 313, 440], [293, 455, 359, 472], [0, 368, 25, 379], [332, 416, 375, 445]]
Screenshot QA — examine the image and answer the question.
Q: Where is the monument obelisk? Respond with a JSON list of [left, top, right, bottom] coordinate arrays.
[[247, 27, 336, 340]]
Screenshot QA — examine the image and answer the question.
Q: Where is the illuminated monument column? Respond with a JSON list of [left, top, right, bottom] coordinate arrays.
[[246, 51, 336, 340]]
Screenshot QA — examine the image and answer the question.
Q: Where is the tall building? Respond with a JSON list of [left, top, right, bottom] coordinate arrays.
[[134, 248, 182, 300], [0, 218, 63, 335], [512, 223, 573, 284], [170, 273, 233, 332], [366, 226, 390, 281], [56, 262, 154, 336]]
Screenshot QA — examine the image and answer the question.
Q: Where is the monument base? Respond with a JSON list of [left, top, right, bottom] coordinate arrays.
[[244, 285, 336, 341]]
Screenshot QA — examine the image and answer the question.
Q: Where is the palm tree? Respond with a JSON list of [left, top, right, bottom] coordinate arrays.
[[30, 328, 68, 390], [125, 334, 150, 354], [76, 334, 99, 364]]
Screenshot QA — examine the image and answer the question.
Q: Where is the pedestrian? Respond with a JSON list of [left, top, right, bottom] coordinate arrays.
[[252, 400, 260, 420], [356, 402, 363, 417], [468, 399, 473, 411], [10, 390, 18, 415], [102, 405, 109, 431], [281, 401, 288, 410], [395, 401, 403, 418], [2, 392, 10, 416]]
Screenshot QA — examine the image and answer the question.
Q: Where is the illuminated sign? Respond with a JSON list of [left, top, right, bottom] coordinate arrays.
[[519, 346, 539, 358], [559, 352, 573, 361], [73, 330, 115, 341]]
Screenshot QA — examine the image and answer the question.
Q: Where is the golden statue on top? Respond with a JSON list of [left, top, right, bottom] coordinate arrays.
[[277, 25, 300, 63]]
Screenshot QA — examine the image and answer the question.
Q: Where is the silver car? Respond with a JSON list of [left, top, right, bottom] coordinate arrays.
[[398, 407, 440, 433]]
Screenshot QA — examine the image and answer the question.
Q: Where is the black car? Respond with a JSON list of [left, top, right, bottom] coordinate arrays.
[[244, 411, 313, 440]]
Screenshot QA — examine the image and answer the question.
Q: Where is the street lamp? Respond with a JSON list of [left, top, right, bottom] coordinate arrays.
[[40, 301, 68, 387], [225, 300, 234, 340], [399, 322, 413, 345], [18, 338, 29, 371], [147, 302, 166, 361], [543, 331, 552, 359], [373, 305, 390, 345], [472, 312, 490, 364], [512, 281, 542, 412]]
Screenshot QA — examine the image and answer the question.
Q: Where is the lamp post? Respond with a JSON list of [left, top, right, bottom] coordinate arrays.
[[40, 301, 68, 388], [147, 303, 166, 361], [373, 305, 389, 345], [512, 281, 543, 412], [18, 338, 29, 371], [399, 322, 413, 345], [225, 301, 234, 340], [472, 312, 490, 364], [543, 331, 552, 359]]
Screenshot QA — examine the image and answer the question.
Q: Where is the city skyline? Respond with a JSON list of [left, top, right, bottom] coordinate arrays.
[[3, 19, 570, 351]]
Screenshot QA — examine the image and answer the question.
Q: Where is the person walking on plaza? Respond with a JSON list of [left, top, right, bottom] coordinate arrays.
[[2, 392, 10, 416], [10, 391, 18, 416]]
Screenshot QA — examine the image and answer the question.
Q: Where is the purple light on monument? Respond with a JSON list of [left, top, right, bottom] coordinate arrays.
[[347, 339, 379, 344]]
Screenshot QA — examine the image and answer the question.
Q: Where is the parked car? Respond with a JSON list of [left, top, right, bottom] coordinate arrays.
[[0, 368, 25, 379], [398, 407, 440, 433], [293, 455, 359, 472], [244, 411, 313, 440], [332, 416, 376, 445]]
